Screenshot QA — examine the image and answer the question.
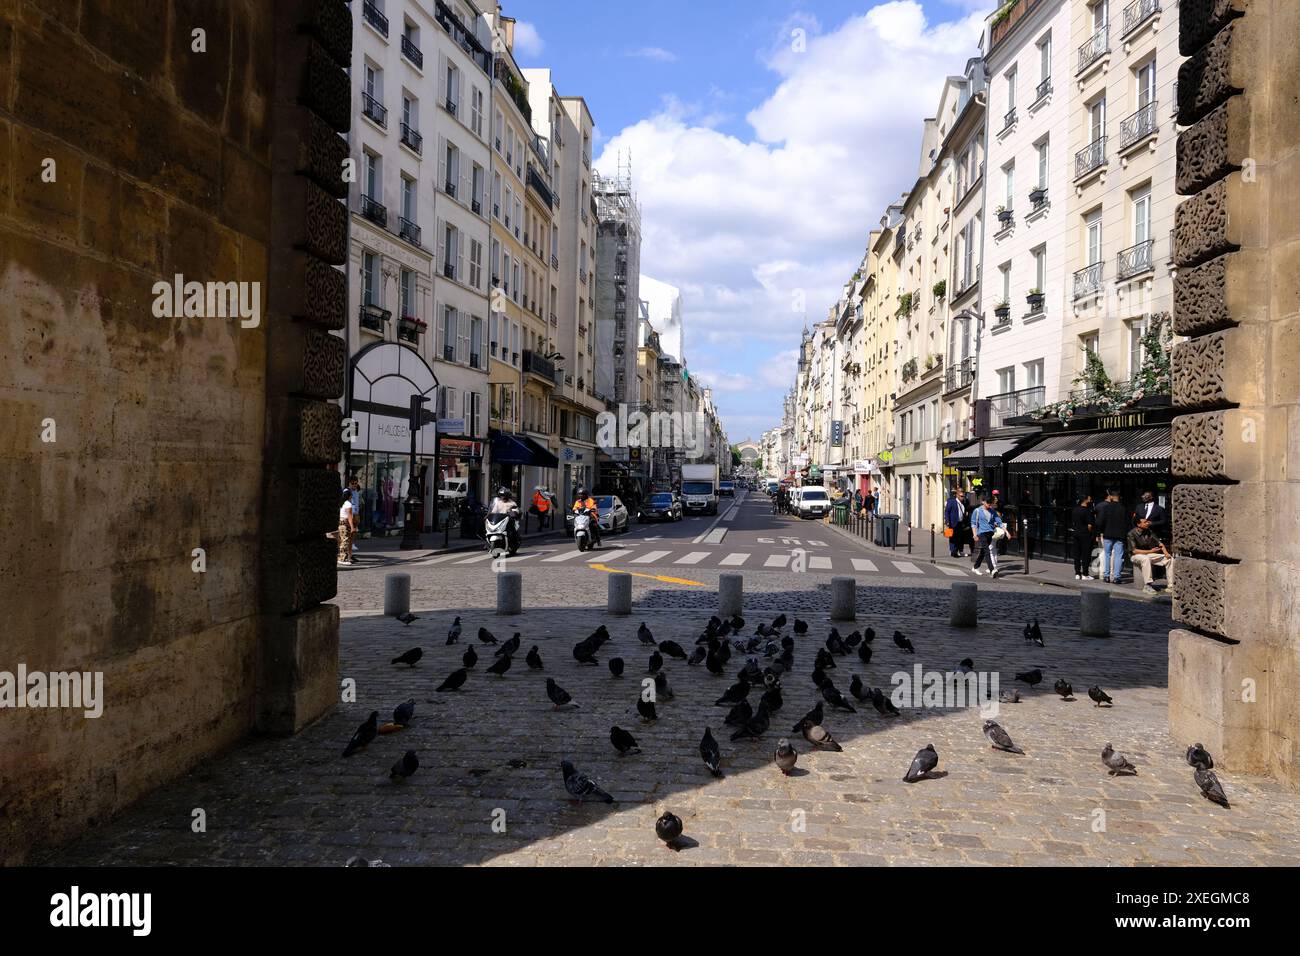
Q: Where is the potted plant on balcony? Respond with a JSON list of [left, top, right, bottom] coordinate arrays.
[[1129, 312, 1173, 407], [932, 279, 946, 301], [993, 299, 1011, 322], [996, 205, 1013, 226], [397, 315, 427, 342], [1026, 288, 1045, 311], [1028, 185, 1048, 205], [895, 291, 913, 317], [901, 357, 919, 382]]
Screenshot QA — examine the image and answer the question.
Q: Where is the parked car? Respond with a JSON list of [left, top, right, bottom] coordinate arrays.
[[566, 494, 630, 534], [795, 485, 830, 519], [638, 492, 683, 523], [719, 480, 735, 497]]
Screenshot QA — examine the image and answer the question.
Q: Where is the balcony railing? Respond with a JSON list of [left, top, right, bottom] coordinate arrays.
[[435, 0, 491, 75], [1119, 101, 1158, 150], [400, 34, 423, 68], [361, 91, 387, 128], [527, 165, 554, 209], [1074, 136, 1106, 179], [522, 350, 557, 384], [1034, 75, 1052, 102], [551, 254, 559, 269], [1001, 106, 1017, 132], [1122, 0, 1160, 37], [362, 1, 389, 37], [360, 194, 387, 227], [1116, 239, 1155, 279], [944, 357, 975, 394], [989, 385, 1046, 427], [359, 303, 390, 333], [398, 216, 421, 247], [400, 122, 422, 153], [1073, 261, 1105, 299], [1077, 27, 1109, 74], [579, 267, 588, 284]]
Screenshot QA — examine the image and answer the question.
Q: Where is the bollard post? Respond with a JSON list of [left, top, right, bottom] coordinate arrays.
[[384, 573, 411, 617], [497, 570, 523, 616], [444, 515, 451, 550], [1022, 519, 1030, 575], [949, 581, 978, 628], [1080, 587, 1111, 637], [607, 572, 632, 616], [718, 573, 743, 618], [930, 523, 936, 564], [830, 576, 856, 621], [907, 527, 912, 554]]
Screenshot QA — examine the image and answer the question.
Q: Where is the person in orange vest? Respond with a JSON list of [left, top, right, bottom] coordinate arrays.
[[571, 486, 602, 547], [532, 487, 552, 529]]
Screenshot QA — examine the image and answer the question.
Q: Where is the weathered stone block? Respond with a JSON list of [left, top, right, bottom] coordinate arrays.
[[258, 603, 339, 735], [1172, 324, 1266, 409], [1171, 409, 1270, 481], [266, 320, 344, 399], [220, 143, 272, 245], [1172, 483, 1266, 561], [79, 0, 168, 82], [80, 164, 167, 272], [1172, 249, 1275, 336], [12, 124, 83, 244], [271, 176, 347, 265], [165, 199, 241, 280], [1179, 0, 1249, 58], [268, 251, 346, 329], [297, 0, 353, 69], [1173, 256, 1229, 334], [1176, 99, 1246, 195], [267, 396, 343, 466], [1177, 22, 1242, 127], [169, 0, 233, 126], [1174, 178, 1233, 267], [1173, 557, 1269, 640], [1169, 628, 1269, 773]]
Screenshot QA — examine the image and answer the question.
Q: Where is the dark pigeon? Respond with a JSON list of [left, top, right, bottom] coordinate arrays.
[[485, 654, 512, 677], [653, 671, 674, 701], [729, 700, 771, 741], [659, 640, 688, 660], [1186, 743, 1214, 771], [436, 668, 467, 692], [871, 687, 900, 717], [391, 647, 422, 668], [389, 750, 419, 780], [610, 725, 641, 756], [903, 744, 939, 783], [655, 811, 684, 850], [637, 622, 656, 646], [1088, 685, 1113, 707], [893, 630, 915, 654], [561, 759, 613, 803], [1054, 679, 1073, 700], [821, 682, 857, 713], [526, 645, 544, 670], [849, 674, 871, 702], [546, 677, 575, 709], [393, 698, 415, 726], [396, 612, 418, 626], [342, 711, 379, 757], [495, 633, 521, 658], [1195, 767, 1229, 807], [700, 727, 723, 778], [608, 657, 625, 678], [857, 642, 873, 665], [791, 702, 824, 735], [477, 627, 497, 645], [793, 619, 808, 635], [1015, 669, 1043, 688], [637, 697, 658, 722], [446, 616, 462, 645], [648, 651, 663, 674], [723, 699, 753, 728], [462, 646, 478, 669], [715, 680, 750, 706]]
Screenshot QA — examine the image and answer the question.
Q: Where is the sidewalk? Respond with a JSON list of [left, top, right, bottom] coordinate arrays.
[[340, 520, 565, 569]]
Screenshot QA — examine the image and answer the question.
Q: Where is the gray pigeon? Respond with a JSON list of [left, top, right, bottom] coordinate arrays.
[[774, 738, 798, 774], [389, 750, 419, 780], [391, 647, 422, 667], [637, 622, 656, 646], [982, 719, 1024, 754], [700, 727, 723, 778], [392, 698, 415, 726], [446, 616, 462, 644], [1186, 743, 1213, 770], [1194, 766, 1229, 807], [802, 723, 842, 752], [1101, 743, 1137, 775], [903, 744, 939, 783], [561, 759, 614, 803], [1088, 685, 1113, 707], [546, 677, 575, 709]]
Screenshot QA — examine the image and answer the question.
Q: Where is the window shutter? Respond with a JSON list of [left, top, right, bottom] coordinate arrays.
[[457, 231, 466, 287], [437, 52, 447, 106], [436, 218, 446, 273], [437, 135, 447, 191], [458, 309, 469, 364]]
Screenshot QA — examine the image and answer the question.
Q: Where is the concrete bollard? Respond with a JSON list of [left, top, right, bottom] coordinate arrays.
[[1080, 587, 1111, 637], [949, 581, 978, 628], [607, 572, 632, 616], [496, 571, 523, 616], [718, 573, 743, 618], [384, 573, 411, 617], [830, 576, 856, 621]]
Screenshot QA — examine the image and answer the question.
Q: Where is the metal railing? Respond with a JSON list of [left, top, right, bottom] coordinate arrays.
[[400, 122, 421, 153], [1077, 26, 1109, 74], [1073, 261, 1105, 298], [1035, 75, 1052, 101], [361, 91, 387, 127], [360, 194, 387, 227], [1119, 101, 1158, 150], [362, 1, 389, 36], [1116, 239, 1155, 279], [400, 34, 423, 68], [1122, 0, 1160, 37], [398, 216, 421, 247], [1074, 136, 1106, 178], [359, 303, 390, 332], [989, 385, 1046, 426], [1002, 106, 1017, 131], [944, 357, 975, 394], [522, 350, 557, 383]]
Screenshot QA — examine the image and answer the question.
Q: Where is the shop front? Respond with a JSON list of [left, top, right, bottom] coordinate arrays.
[[559, 443, 595, 503], [489, 429, 559, 504]]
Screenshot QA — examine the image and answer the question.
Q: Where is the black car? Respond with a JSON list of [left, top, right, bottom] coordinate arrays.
[[638, 492, 683, 523]]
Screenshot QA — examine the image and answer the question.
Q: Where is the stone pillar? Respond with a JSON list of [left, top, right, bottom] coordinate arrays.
[[718, 573, 743, 618], [384, 574, 411, 617], [949, 582, 977, 628], [1168, 0, 1300, 785], [830, 577, 856, 621], [1080, 589, 1110, 638], [497, 571, 523, 615], [608, 572, 632, 616]]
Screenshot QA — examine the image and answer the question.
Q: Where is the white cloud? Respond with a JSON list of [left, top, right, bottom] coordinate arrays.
[[512, 21, 544, 57], [594, 1, 983, 436], [629, 46, 678, 63]]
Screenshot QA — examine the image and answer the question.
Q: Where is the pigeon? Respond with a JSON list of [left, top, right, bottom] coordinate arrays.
[[637, 622, 656, 646], [637, 697, 658, 722], [1015, 669, 1043, 688], [729, 700, 770, 741], [715, 680, 750, 706], [647, 651, 664, 674], [826, 632, 848, 656], [903, 744, 939, 783], [561, 759, 614, 804], [957, 658, 975, 675], [389, 749, 419, 780], [849, 674, 871, 702], [723, 699, 753, 727], [396, 612, 418, 626], [655, 811, 684, 850], [731, 615, 745, 631], [844, 630, 863, 648], [760, 686, 784, 714], [862, 626, 876, 644], [1194, 767, 1229, 807], [526, 646, 544, 670], [810, 667, 833, 690], [1101, 744, 1137, 775], [343, 712, 379, 757], [1186, 743, 1214, 771], [391, 647, 422, 668], [857, 642, 873, 665], [1054, 679, 1074, 700], [687, 646, 707, 666], [821, 682, 857, 713], [653, 671, 674, 701], [705, 651, 725, 676], [446, 616, 462, 644], [588, 624, 611, 646], [983, 720, 1024, 754], [893, 630, 915, 654], [477, 627, 498, 645], [717, 620, 733, 637], [546, 677, 576, 709], [705, 615, 722, 634], [772, 614, 787, 630], [814, 648, 836, 671], [755, 622, 774, 638], [793, 619, 808, 635], [1088, 685, 1113, 707], [573, 639, 599, 665], [738, 659, 764, 686], [802, 723, 843, 752], [435, 668, 467, 692], [610, 726, 641, 756], [871, 687, 900, 717], [659, 640, 688, 660], [495, 633, 521, 658], [608, 657, 625, 678], [774, 738, 798, 774], [392, 698, 415, 726], [700, 727, 724, 777], [485, 654, 512, 677], [462, 646, 478, 669], [792, 702, 824, 734], [1025, 618, 1045, 647]]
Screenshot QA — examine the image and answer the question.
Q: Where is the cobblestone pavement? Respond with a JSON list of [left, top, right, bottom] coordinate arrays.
[[38, 569, 1300, 867]]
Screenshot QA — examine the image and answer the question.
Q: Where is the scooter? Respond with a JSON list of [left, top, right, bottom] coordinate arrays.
[[485, 508, 519, 558], [572, 509, 597, 552]]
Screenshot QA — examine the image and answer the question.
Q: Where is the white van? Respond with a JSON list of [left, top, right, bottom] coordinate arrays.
[[795, 485, 830, 519]]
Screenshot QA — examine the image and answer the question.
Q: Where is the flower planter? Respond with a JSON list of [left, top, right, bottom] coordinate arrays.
[[1026, 292, 1045, 310], [1029, 187, 1047, 205], [997, 209, 1014, 226], [994, 305, 1011, 321]]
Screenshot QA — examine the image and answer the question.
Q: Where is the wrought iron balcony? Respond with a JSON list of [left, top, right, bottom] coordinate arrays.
[[400, 122, 422, 153], [360, 194, 387, 227], [943, 357, 975, 394], [1116, 239, 1155, 279], [359, 303, 390, 333], [1035, 76, 1052, 102], [989, 385, 1046, 427], [1001, 107, 1017, 132], [1077, 27, 1109, 74], [579, 267, 588, 284], [362, 1, 389, 37], [522, 349, 557, 384], [400, 34, 423, 68], [435, 0, 491, 74], [1074, 136, 1106, 179], [397, 315, 425, 343], [527, 165, 554, 209], [444, 179, 456, 198], [1119, 101, 1158, 150], [1122, 0, 1160, 37], [398, 216, 421, 247], [552, 254, 559, 269], [1073, 261, 1105, 299], [361, 91, 387, 128]]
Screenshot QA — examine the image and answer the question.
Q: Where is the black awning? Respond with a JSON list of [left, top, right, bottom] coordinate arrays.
[[520, 436, 559, 469], [945, 437, 1027, 465], [1008, 426, 1171, 474], [490, 431, 542, 466]]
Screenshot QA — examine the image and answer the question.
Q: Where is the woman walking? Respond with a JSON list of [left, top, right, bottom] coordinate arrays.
[[970, 496, 1004, 578], [338, 487, 357, 566]]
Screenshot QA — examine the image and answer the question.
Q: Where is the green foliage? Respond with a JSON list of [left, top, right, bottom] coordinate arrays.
[[932, 279, 946, 300]]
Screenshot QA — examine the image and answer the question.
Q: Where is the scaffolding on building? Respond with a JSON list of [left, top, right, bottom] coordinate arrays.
[[594, 153, 642, 405]]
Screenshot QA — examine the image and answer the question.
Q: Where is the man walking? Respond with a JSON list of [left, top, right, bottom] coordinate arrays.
[[970, 496, 1004, 577], [1128, 517, 1175, 596], [943, 488, 966, 558], [1094, 489, 1130, 584], [1070, 493, 1096, 580]]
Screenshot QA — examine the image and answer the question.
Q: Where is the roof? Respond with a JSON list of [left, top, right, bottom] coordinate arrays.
[[1008, 427, 1171, 474], [945, 437, 1027, 464]]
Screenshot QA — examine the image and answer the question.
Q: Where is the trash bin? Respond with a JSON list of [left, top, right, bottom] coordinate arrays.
[[876, 513, 900, 548], [832, 499, 851, 526]]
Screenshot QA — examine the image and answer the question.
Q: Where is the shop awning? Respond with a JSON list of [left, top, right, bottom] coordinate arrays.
[[945, 437, 1027, 466], [490, 432, 559, 468], [1008, 426, 1171, 474]]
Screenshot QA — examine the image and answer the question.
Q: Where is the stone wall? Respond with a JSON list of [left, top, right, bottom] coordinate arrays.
[[0, 0, 348, 863], [1169, 0, 1300, 786]]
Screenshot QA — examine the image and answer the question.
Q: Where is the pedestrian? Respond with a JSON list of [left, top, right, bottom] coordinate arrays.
[[531, 486, 552, 529], [1094, 488, 1130, 584], [943, 488, 966, 559], [1070, 493, 1096, 580], [1128, 517, 1176, 596], [1135, 490, 1168, 537], [347, 476, 362, 555], [854, 488, 863, 515], [970, 496, 1005, 577], [337, 487, 357, 566]]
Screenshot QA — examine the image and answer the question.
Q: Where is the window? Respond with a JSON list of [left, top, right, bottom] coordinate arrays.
[[1089, 97, 1106, 143], [363, 64, 381, 101], [443, 222, 458, 279], [1086, 209, 1103, 265], [400, 175, 415, 221], [494, 109, 503, 151], [362, 251, 378, 306], [1038, 34, 1052, 84], [402, 94, 417, 132], [997, 366, 1017, 394], [1136, 57, 1156, 109], [999, 263, 1011, 304], [1003, 162, 1015, 208], [511, 261, 520, 302], [471, 87, 484, 136], [1036, 139, 1049, 188], [1034, 245, 1047, 291], [444, 62, 460, 113], [400, 268, 415, 318], [442, 306, 457, 362], [1006, 67, 1017, 113], [471, 164, 484, 212], [490, 239, 500, 286], [468, 390, 482, 436], [1132, 185, 1152, 244], [1127, 316, 1149, 376], [1092, 0, 1109, 31], [443, 141, 459, 196], [492, 172, 502, 218], [1025, 359, 1044, 389], [469, 238, 483, 290], [363, 150, 381, 200], [470, 316, 483, 369], [1081, 331, 1100, 364]]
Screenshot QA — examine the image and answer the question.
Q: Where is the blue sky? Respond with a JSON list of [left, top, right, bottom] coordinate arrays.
[[504, 1, 988, 442]]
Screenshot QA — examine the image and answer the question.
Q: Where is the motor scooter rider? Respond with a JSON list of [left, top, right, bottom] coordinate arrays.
[[488, 487, 521, 552], [571, 486, 602, 548]]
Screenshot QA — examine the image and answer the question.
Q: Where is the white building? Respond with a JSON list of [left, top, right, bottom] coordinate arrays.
[[640, 275, 684, 364]]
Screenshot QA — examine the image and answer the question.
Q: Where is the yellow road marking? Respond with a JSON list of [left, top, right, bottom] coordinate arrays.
[[587, 563, 705, 587]]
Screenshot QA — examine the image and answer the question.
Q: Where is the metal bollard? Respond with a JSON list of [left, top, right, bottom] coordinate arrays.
[[949, 581, 978, 628], [930, 523, 936, 564], [1080, 587, 1111, 637], [907, 527, 912, 554], [607, 572, 632, 616], [444, 516, 451, 550], [718, 573, 743, 618], [830, 576, 856, 621], [1022, 519, 1030, 575], [497, 571, 523, 616], [384, 573, 411, 617]]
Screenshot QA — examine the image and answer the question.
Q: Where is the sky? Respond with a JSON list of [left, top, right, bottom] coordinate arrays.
[[502, 0, 989, 442]]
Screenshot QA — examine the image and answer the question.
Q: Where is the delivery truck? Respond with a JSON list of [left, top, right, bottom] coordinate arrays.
[[679, 464, 720, 516]]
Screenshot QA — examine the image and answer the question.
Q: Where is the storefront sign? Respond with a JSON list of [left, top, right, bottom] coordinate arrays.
[[439, 438, 483, 460], [437, 418, 466, 433], [350, 343, 439, 457]]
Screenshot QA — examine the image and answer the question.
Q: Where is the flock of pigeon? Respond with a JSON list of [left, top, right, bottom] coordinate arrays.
[[346, 609, 1231, 854]]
